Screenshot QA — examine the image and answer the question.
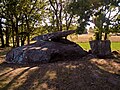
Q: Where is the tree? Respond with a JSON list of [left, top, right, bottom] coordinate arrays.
[[93, 0, 120, 40], [0, 0, 46, 47], [67, 0, 120, 57], [110, 12, 120, 34], [46, 0, 74, 32], [90, 0, 120, 57], [0, 19, 5, 47], [67, 0, 94, 34], [0, 0, 22, 47]]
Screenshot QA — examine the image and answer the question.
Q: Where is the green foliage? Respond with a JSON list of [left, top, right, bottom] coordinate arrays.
[[67, 0, 110, 34], [0, 0, 119, 47], [46, 0, 75, 31], [67, 0, 93, 34], [110, 15, 120, 33], [0, 0, 46, 47], [67, 0, 120, 39], [92, 0, 120, 40]]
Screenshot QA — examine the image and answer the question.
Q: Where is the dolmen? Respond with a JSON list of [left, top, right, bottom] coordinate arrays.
[[6, 30, 87, 64]]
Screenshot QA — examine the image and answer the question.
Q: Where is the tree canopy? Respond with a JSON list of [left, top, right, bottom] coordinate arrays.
[[0, 0, 119, 47]]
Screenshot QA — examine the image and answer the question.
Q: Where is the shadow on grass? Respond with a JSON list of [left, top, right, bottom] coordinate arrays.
[[0, 67, 31, 90], [0, 69, 15, 77], [15, 67, 41, 90], [0, 59, 120, 90]]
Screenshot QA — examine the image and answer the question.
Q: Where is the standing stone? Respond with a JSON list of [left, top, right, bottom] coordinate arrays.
[[89, 40, 111, 57]]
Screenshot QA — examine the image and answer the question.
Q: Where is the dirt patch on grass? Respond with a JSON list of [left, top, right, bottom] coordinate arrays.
[[109, 36, 120, 42]]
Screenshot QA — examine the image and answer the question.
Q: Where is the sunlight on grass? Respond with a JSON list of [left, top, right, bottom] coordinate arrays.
[[0, 68, 13, 76], [77, 42, 90, 50], [111, 42, 120, 51], [90, 59, 120, 75], [0, 67, 30, 89], [8, 67, 39, 90], [65, 64, 80, 70], [38, 83, 49, 90], [44, 70, 57, 80]]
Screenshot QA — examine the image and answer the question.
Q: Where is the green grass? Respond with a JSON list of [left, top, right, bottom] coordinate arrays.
[[111, 42, 120, 51], [77, 42, 90, 51], [78, 42, 120, 51]]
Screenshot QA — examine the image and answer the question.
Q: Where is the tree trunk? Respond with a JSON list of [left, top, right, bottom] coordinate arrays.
[[20, 16, 26, 46], [89, 40, 111, 57], [21, 36, 26, 46], [0, 19, 5, 48], [59, 2, 62, 31], [0, 33, 5, 48], [15, 19, 19, 47], [65, 13, 73, 31], [12, 23, 15, 47], [104, 33, 108, 40], [5, 27, 10, 47], [25, 14, 30, 45]]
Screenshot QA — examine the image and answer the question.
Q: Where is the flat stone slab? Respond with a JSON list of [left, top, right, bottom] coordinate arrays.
[[31, 30, 75, 41]]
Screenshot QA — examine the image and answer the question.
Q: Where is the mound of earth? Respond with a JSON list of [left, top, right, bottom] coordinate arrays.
[[6, 30, 87, 64]]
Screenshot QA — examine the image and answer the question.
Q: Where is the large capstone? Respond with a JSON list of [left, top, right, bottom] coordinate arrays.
[[6, 30, 87, 64], [31, 30, 75, 41]]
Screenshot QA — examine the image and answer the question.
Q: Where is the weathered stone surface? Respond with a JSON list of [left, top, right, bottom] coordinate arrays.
[[31, 30, 75, 41], [6, 39, 87, 64], [89, 40, 111, 57]]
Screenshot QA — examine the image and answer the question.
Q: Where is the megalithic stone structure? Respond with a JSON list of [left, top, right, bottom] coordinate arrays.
[[31, 30, 75, 41], [6, 30, 87, 64]]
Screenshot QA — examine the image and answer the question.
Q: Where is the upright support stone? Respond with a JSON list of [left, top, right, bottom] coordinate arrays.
[[89, 40, 111, 57]]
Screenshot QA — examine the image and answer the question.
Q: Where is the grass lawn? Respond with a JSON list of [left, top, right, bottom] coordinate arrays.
[[111, 42, 120, 51], [77, 42, 90, 51], [78, 42, 120, 51]]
